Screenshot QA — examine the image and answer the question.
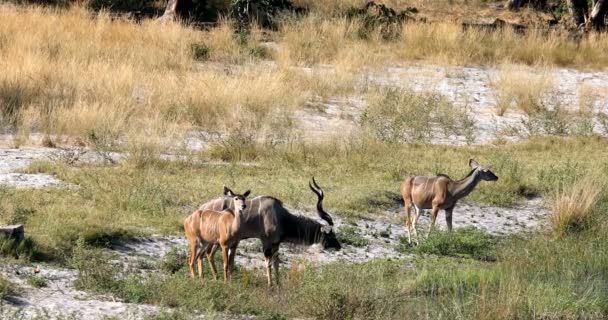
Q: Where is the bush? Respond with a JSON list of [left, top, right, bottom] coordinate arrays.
[[337, 225, 369, 247], [26, 276, 48, 288], [0, 237, 46, 261], [71, 237, 121, 293], [158, 247, 188, 274], [361, 88, 474, 144], [0, 275, 17, 299], [399, 227, 498, 261], [550, 176, 604, 237], [191, 42, 210, 61]]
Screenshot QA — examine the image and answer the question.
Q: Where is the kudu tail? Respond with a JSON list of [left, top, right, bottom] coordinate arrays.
[[309, 177, 334, 226]]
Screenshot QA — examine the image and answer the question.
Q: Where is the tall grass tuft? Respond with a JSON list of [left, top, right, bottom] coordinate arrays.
[[550, 175, 605, 237]]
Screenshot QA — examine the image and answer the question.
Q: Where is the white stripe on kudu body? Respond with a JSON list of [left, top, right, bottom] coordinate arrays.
[[400, 159, 498, 245]]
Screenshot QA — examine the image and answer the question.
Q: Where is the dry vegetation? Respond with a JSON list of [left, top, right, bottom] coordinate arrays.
[[1, 2, 608, 152], [492, 65, 555, 116], [550, 175, 605, 237]]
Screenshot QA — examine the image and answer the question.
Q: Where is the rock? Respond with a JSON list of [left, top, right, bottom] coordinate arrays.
[[0, 224, 24, 242]]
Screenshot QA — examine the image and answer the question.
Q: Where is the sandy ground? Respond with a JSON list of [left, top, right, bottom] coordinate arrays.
[[295, 63, 608, 144]]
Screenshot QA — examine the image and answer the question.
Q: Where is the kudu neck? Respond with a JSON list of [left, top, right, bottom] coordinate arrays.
[[449, 170, 482, 199]]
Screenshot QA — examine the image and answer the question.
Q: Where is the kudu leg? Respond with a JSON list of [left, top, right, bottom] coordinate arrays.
[[227, 244, 238, 277], [445, 208, 454, 232], [412, 206, 421, 245], [197, 249, 204, 279], [404, 202, 412, 244], [187, 240, 198, 278], [263, 245, 280, 287], [228, 241, 239, 273], [206, 243, 219, 280], [221, 245, 230, 283], [427, 206, 440, 238], [272, 244, 280, 287]]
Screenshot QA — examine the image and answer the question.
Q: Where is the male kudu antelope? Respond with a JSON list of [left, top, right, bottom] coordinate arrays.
[[400, 159, 498, 245], [199, 178, 341, 287], [184, 187, 250, 282]]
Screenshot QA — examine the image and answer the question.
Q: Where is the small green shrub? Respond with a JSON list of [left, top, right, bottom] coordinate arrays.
[[80, 229, 137, 248], [8, 207, 35, 225], [399, 227, 498, 261], [26, 276, 48, 288], [190, 42, 210, 61], [158, 247, 187, 274], [337, 225, 369, 247], [0, 237, 46, 261], [71, 238, 121, 293], [0, 275, 16, 299]]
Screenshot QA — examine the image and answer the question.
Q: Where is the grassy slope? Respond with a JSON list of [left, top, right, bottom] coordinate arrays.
[[3, 136, 608, 256]]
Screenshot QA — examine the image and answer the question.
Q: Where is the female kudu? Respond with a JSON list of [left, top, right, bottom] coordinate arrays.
[[184, 187, 250, 282], [401, 159, 498, 245]]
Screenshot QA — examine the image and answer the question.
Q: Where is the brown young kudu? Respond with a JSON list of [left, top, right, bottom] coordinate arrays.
[[400, 159, 498, 245], [184, 187, 250, 282], [199, 178, 341, 287]]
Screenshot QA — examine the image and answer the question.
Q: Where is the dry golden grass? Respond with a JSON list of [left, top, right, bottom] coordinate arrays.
[[0, 4, 360, 150], [492, 65, 554, 116], [3, 3, 608, 152], [550, 175, 605, 237], [278, 16, 608, 68]]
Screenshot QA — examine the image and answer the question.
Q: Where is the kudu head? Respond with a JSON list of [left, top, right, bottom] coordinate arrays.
[[309, 177, 341, 251], [469, 159, 498, 182], [223, 186, 251, 211]]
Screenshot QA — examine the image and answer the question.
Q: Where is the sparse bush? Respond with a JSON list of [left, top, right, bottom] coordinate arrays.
[[8, 207, 35, 225], [80, 229, 137, 248], [337, 225, 368, 247], [550, 176, 604, 237], [0, 79, 39, 125], [159, 247, 188, 274], [399, 227, 498, 261], [71, 237, 121, 293], [521, 104, 570, 136], [361, 87, 474, 143], [190, 42, 210, 61], [0, 275, 17, 300], [26, 276, 48, 288], [597, 113, 608, 135], [493, 67, 554, 116], [0, 237, 46, 261]]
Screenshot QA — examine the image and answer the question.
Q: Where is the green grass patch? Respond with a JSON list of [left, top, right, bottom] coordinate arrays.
[[0, 237, 48, 261], [399, 227, 499, 261], [337, 225, 369, 247], [158, 247, 188, 274], [0, 275, 17, 299], [26, 275, 48, 288]]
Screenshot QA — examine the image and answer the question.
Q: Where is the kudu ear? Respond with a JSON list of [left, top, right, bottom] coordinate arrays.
[[469, 159, 479, 169], [243, 190, 251, 198], [320, 225, 333, 234], [223, 186, 234, 197]]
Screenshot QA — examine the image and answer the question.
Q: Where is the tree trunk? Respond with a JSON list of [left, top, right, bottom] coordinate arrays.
[[590, 0, 608, 28], [507, 0, 526, 10], [160, 0, 179, 21], [567, 0, 589, 26]]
